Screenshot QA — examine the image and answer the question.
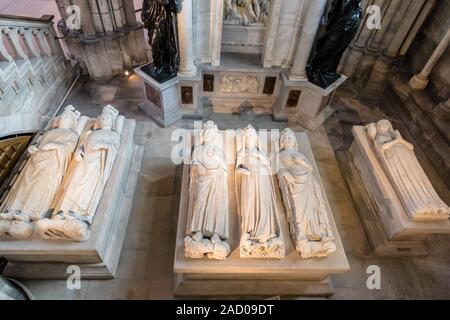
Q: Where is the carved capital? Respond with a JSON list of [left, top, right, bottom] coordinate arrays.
[[409, 73, 429, 90]]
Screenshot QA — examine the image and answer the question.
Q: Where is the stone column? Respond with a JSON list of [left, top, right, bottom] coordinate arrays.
[[71, 0, 97, 36], [110, 0, 125, 28], [210, 0, 223, 66], [122, 0, 148, 65], [410, 27, 450, 90], [122, 0, 138, 26], [398, 0, 436, 56], [262, 0, 283, 68], [177, 0, 196, 75], [288, 0, 327, 81]]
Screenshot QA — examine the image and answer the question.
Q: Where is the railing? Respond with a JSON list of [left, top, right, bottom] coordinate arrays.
[[0, 15, 61, 61], [0, 14, 74, 138], [0, 14, 78, 204]]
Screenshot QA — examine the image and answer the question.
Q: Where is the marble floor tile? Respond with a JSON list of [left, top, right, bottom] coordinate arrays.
[[149, 280, 176, 300], [329, 287, 375, 300], [82, 280, 153, 300], [22, 280, 86, 300], [144, 141, 179, 159]]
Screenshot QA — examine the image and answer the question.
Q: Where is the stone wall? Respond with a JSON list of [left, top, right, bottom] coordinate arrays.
[[262, 0, 308, 68], [0, 14, 77, 138], [56, 0, 147, 81], [406, 0, 450, 99], [386, 0, 450, 188], [339, 0, 436, 96]]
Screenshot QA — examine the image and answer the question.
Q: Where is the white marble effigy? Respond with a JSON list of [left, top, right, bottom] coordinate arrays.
[[174, 127, 349, 296]]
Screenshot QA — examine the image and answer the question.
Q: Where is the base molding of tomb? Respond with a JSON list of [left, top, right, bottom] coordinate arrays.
[[174, 273, 334, 296], [173, 131, 349, 296], [336, 126, 450, 257], [0, 120, 143, 279]]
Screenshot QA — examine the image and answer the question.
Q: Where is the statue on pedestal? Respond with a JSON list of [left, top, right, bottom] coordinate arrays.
[[277, 129, 336, 258], [37, 105, 124, 241], [366, 120, 450, 222], [307, 0, 362, 89], [235, 125, 284, 259], [0, 106, 86, 239], [184, 121, 230, 260], [141, 0, 183, 83]]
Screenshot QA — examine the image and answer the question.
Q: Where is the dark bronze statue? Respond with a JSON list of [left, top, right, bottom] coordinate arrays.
[[142, 0, 183, 83], [307, 0, 362, 89]]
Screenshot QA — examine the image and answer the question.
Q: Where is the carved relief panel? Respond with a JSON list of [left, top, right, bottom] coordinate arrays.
[[219, 75, 259, 94], [223, 0, 271, 26]]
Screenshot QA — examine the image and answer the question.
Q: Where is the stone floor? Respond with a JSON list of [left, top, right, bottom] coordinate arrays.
[[18, 75, 450, 300]]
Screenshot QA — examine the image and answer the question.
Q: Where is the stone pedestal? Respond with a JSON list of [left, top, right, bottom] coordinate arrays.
[[0, 120, 143, 279], [337, 126, 450, 257], [274, 72, 347, 130], [174, 131, 349, 296], [135, 65, 182, 127]]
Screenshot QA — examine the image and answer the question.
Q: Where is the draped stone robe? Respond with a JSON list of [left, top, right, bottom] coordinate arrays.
[[53, 128, 121, 223], [1, 128, 79, 220], [235, 147, 278, 243], [374, 134, 450, 221], [278, 150, 334, 245], [186, 144, 229, 239]]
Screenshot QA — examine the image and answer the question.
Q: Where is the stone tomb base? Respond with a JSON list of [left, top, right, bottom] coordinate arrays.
[[0, 120, 143, 279], [337, 126, 450, 257], [174, 131, 349, 296], [135, 64, 182, 128]]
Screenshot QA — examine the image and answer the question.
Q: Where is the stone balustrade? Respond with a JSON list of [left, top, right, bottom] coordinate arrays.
[[0, 14, 76, 138]]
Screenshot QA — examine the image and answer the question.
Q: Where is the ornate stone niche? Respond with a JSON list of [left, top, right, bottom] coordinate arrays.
[[222, 0, 271, 54]]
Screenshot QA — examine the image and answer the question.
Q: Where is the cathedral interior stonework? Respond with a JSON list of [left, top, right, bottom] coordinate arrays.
[[0, 0, 449, 301]]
